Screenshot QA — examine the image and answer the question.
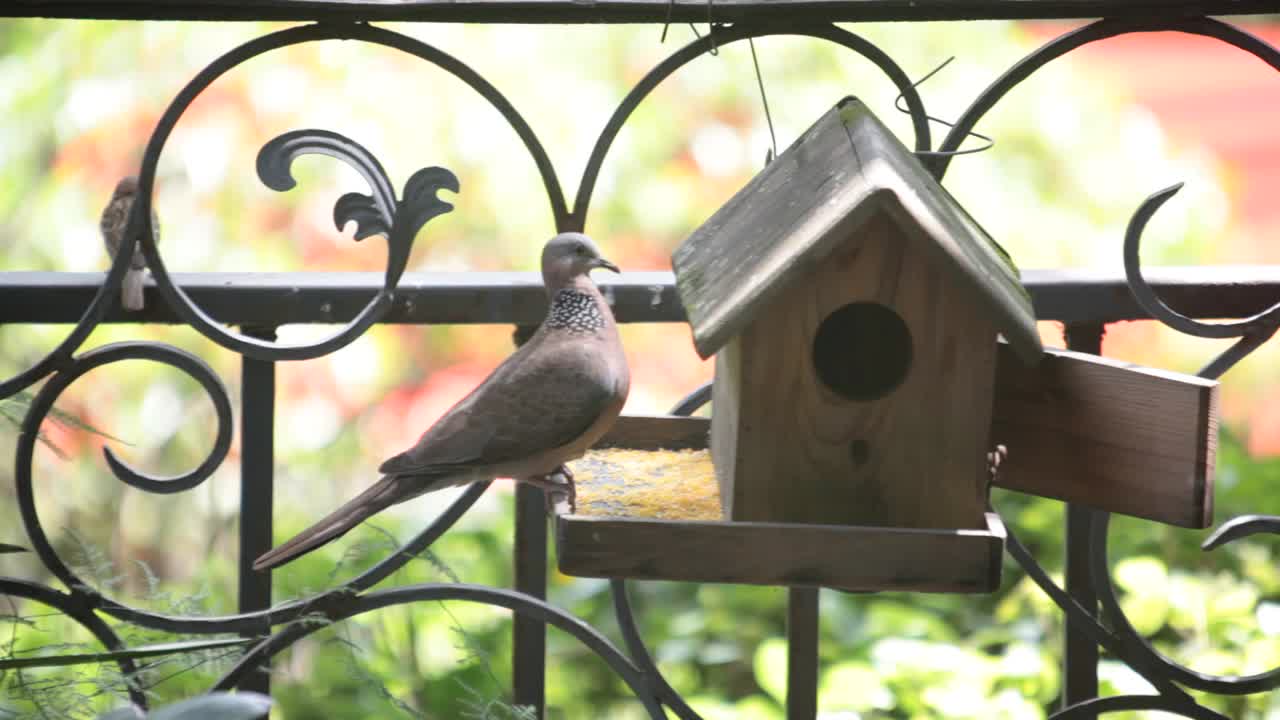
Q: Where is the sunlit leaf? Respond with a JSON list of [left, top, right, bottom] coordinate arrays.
[[752, 637, 788, 704], [819, 661, 893, 712]]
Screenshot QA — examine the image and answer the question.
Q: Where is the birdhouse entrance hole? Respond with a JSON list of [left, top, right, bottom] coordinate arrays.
[[811, 302, 912, 401]]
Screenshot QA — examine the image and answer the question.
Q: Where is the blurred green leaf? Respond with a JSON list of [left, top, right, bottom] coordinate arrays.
[[752, 637, 788, 704], [147, 693, 271, 720]]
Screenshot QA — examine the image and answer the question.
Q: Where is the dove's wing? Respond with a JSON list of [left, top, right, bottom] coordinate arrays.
[[379, 338, 618, 477]]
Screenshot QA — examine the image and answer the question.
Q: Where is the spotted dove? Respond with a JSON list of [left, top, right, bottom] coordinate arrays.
[[254, 233, 630, 571]]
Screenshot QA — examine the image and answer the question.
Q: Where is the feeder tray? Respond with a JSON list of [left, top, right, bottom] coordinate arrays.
[[553, 416, 1006, 594]]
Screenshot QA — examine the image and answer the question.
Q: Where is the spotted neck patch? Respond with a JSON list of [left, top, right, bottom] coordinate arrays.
[[547, 288, 606, 333]]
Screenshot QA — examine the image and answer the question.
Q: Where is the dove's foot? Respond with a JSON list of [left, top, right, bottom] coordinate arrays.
[[986, 444, 1008, 484], [523, 467, 576, 514]]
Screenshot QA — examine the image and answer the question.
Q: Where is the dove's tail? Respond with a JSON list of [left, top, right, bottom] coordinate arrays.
[[253, 475, 413, 571], [122, 269, 145, 311]]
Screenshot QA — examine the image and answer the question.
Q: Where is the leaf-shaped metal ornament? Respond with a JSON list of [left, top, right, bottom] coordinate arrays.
[[256, 129, 397, 221], [334, 191, 390, 241], [385, 166, 461, 287]]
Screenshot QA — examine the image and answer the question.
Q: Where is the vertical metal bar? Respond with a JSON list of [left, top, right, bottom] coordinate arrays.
[[510, 322, 546, 718], [1062, 322, 1104, 716], [513, 484, 547, 719], [786, 587, 820, 720], [239, 326, 276, 700]]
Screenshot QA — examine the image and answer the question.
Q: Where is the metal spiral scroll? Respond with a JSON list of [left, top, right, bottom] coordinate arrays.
[[0, 223, 143, 400]]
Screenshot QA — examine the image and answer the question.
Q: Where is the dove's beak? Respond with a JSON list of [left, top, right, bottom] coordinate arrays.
[[593, 257, 621, 274]]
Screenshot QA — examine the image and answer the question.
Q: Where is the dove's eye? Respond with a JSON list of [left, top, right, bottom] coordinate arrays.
[[575, 244, 588, 256]]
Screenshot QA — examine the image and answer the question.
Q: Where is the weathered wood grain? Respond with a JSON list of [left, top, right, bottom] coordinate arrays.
[[717, 210, 997, 530], [991, 343, 1217, 528], [596, 414, 709, 451], [556, 511, 1005, 593], [586, 339, 1219, 528], [672, 98, 1039, 363]]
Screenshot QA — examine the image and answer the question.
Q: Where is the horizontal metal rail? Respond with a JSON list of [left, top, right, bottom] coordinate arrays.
[[2, 266, 1278, 326], [7, 0, 1277, 23]]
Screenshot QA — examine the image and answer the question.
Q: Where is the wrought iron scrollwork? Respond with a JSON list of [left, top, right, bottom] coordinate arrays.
[[960, 15, 1280, 717], [1124, 184, 1280, 379], [257, 129, 459, 291], [3, 10, 1280, 719], [15, 343, 233, 589], [1091, 512, 1280, 696], [0, 577, 148, 709]]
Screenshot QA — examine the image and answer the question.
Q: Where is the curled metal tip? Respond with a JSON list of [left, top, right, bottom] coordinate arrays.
[[1201, 514, 1280, 552], [1124, 182, 1280, 343], [1135, 182, 1186, 218]]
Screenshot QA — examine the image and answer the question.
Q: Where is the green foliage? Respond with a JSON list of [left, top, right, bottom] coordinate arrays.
[[0, 390, 129, 460]]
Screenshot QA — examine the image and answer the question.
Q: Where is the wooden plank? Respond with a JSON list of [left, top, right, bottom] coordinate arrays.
[[10, 0, 1274, 23], [723, 211, 996, 530], [711, 342, 742, 518], [557, 512, 1005, 593], [991, 343, 1218, 528], [596, 414, 709, 451]]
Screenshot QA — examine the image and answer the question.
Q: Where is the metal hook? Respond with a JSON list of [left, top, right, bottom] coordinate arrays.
[[661, 0, 719, 56], [682, 0, 719, 55], [895, 57, 995, 157], [685, 22, 720, 56]]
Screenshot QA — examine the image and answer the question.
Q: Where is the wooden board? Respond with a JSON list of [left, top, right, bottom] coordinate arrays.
[[991, 343, 1217, 528], [718, 211, 997, 530], [555, 443, 1005, 593], [596, 414, 709, 451], [557, 512, 1005, 593]]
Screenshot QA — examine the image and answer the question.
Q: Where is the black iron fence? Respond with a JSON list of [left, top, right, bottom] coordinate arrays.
[[2, 4, 1280, 719]]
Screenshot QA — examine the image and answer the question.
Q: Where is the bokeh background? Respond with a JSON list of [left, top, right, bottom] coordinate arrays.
[[2, 15, 1279, 719]]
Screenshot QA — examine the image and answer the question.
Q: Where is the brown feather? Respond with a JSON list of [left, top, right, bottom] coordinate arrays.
[[253, 474, 423, 571]]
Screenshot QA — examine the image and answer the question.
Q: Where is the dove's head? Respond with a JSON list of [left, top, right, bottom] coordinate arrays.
[[541, 232, 620, 292]]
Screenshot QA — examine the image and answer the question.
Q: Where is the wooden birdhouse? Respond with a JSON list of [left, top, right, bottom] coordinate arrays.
[[673, 97, 1041, 532], [552, 97, 1216, 595]]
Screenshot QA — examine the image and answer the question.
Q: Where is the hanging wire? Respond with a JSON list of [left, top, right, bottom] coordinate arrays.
[[894, 56, 995, 157], [705, 0, 719, 55], [749, 37, 779, 164]]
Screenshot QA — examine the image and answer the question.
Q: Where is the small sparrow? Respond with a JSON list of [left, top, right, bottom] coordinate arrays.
[[100, 176, 159, 311], [253, 233, 630, 571]]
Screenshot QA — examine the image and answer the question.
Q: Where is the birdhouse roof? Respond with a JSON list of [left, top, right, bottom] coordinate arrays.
[[672, 97, 1042, 365]]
